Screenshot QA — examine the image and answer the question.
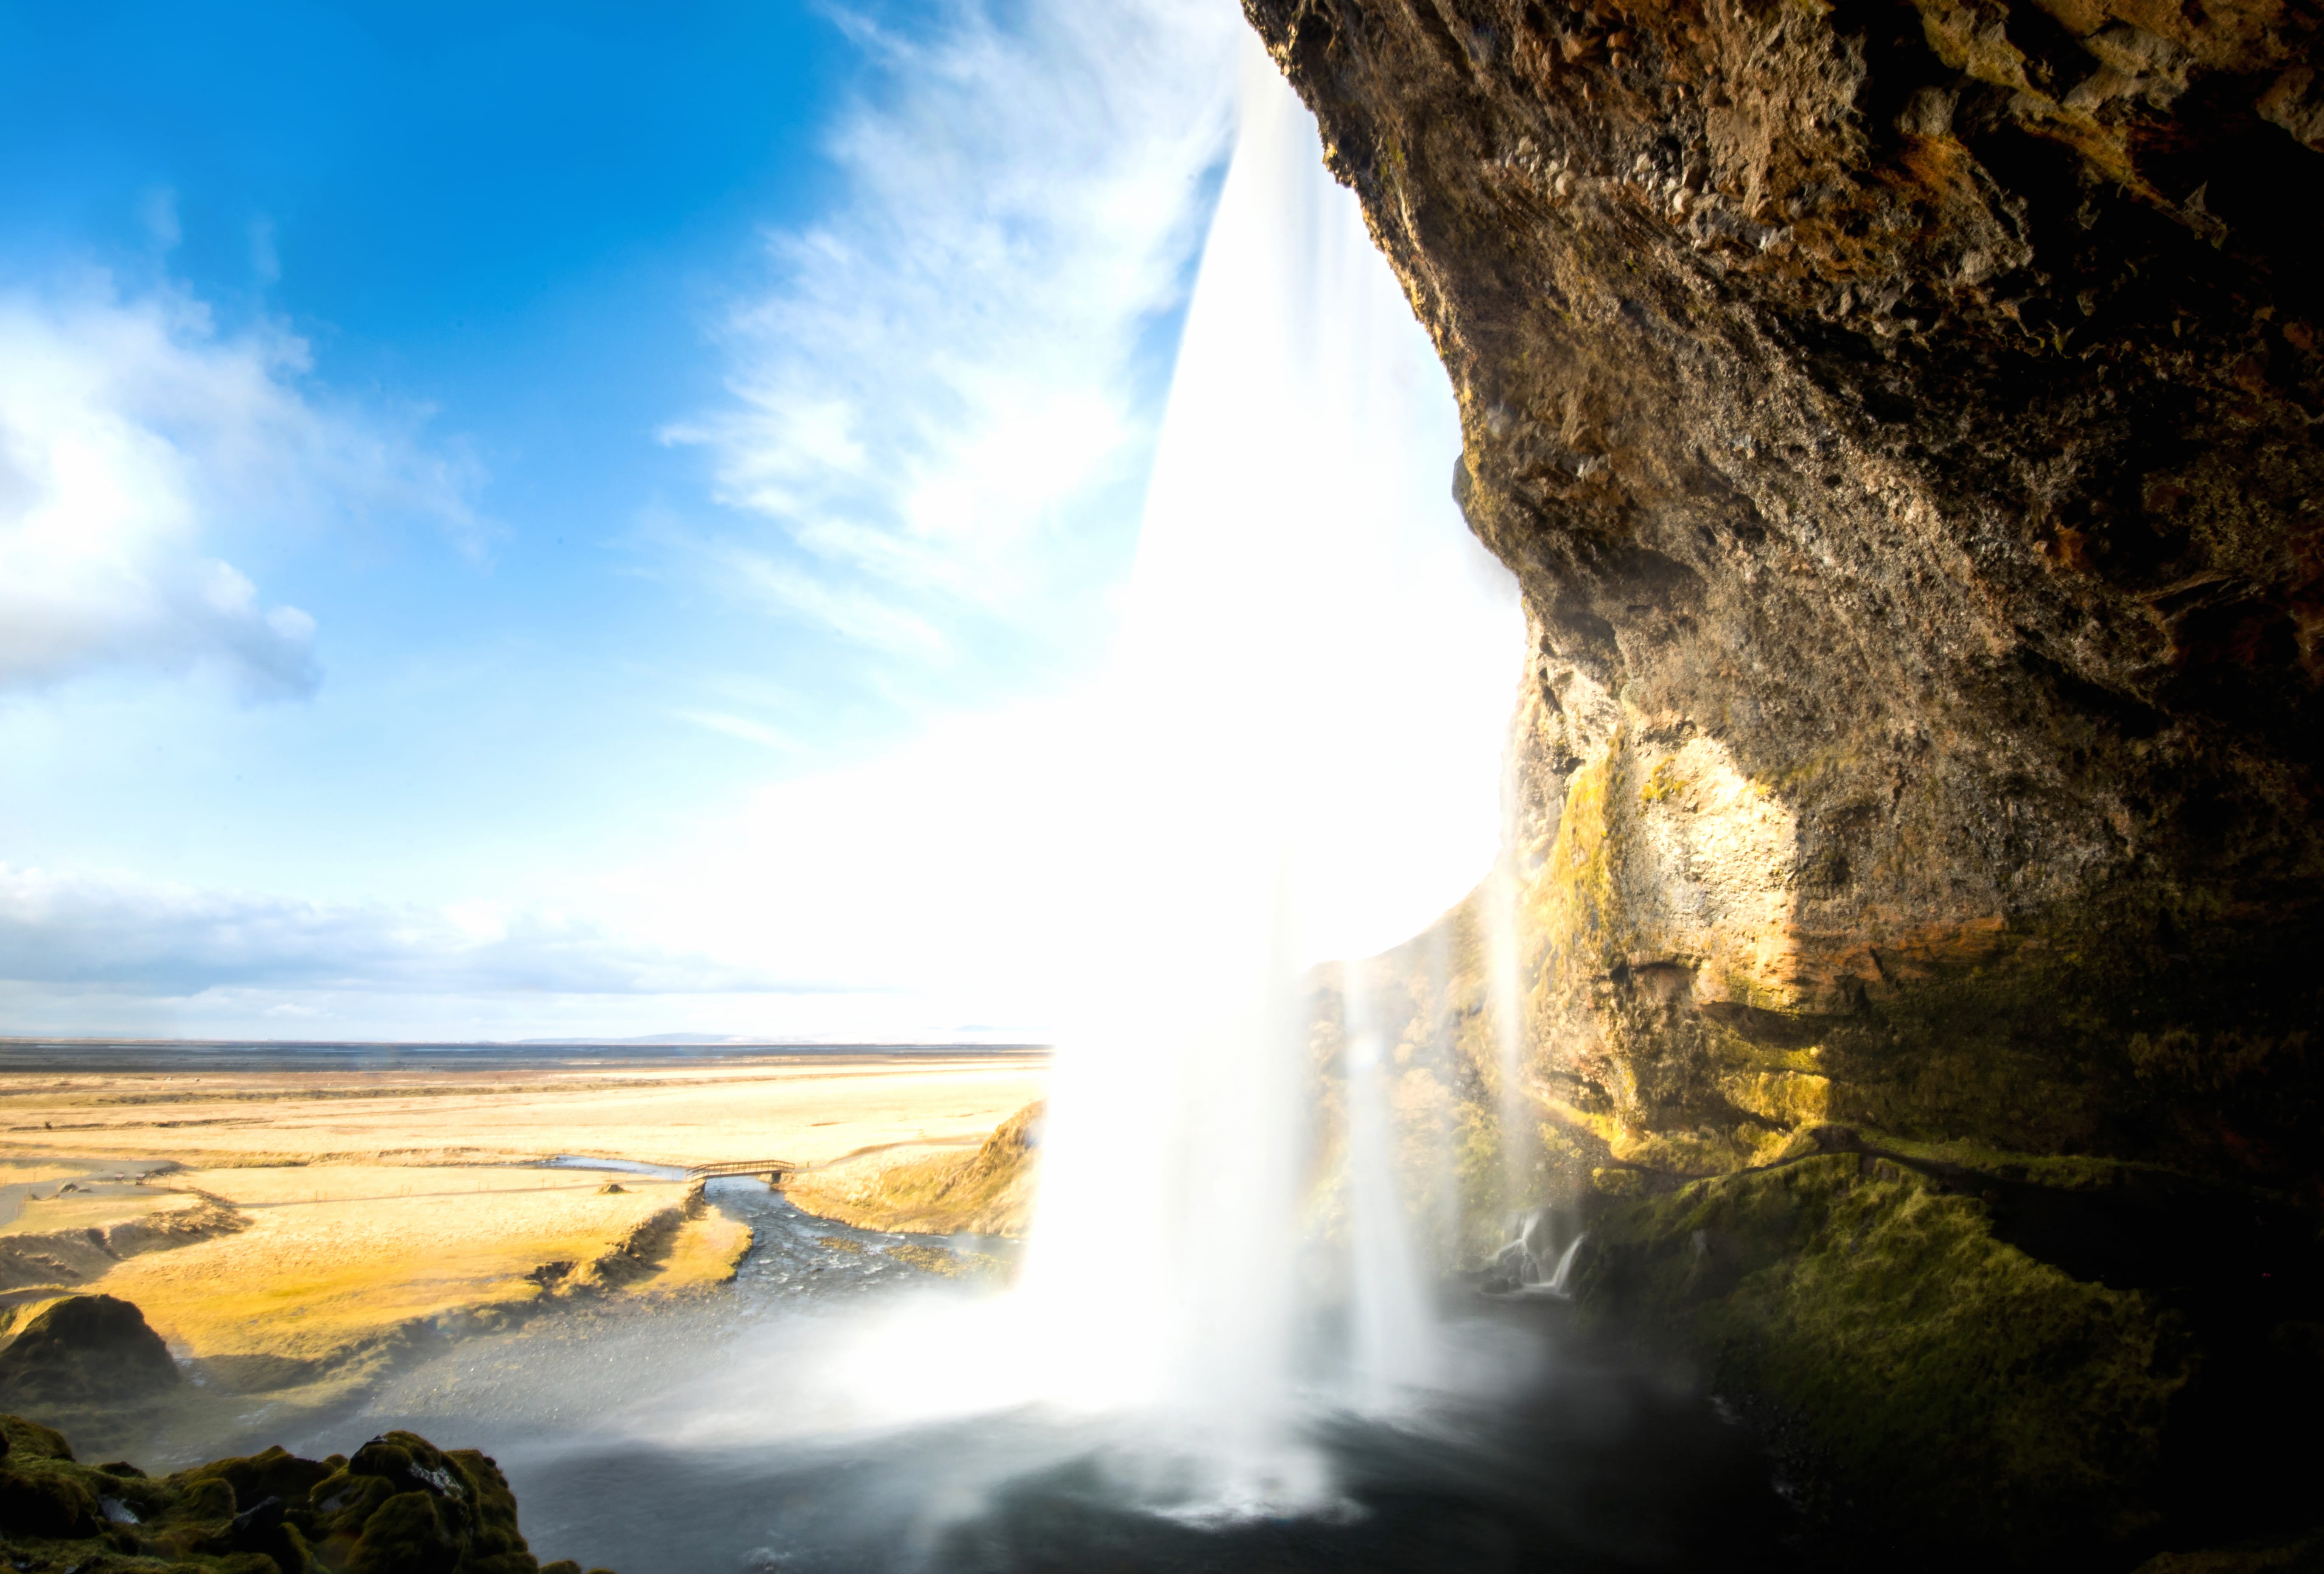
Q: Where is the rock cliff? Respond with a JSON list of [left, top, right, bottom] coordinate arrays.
[[1246, 0, 2323, 1559], [1247, 0, 2321, 1190]]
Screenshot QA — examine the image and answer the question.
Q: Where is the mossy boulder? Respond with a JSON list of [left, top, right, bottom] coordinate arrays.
[[304, 1431, 544, 1574], [177, 1443, 338, 1515], [0, 1465, 101, 1540], [0, 1415, 611, 1574], [342, 1490, 459, 1574], [0, 1413, 76, 1462], [0, 1295, 180, 1408]]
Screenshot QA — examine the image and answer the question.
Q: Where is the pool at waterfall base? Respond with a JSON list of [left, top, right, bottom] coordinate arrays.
[[141, 1178, 1797, 1574]]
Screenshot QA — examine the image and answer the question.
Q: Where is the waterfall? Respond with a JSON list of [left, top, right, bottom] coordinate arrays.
[[1491, 1211, 1587, 1296], [1341, 979, 1442, 1405], [1483, 857, 1539, 1218], [1004, 34, 1523, 1509], [672, 29, 1523, 1523]]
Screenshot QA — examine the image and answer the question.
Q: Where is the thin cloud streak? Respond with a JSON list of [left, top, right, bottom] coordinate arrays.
[[675, 709, 793, 749], [666, 0, 1240, 682], [718, 544, 949, 655], [0, 863, 835, 998]]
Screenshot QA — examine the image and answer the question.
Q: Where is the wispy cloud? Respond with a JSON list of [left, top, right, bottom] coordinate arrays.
[[718, 543, 947, 656], [665, 0, 1239, 686], [0, 274, 487, 699], [675, 709, 793, 749], [0, 863, 805, 998]]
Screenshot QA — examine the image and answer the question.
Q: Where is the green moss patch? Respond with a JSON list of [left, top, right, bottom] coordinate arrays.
[[0, 1414, 608, 1574], [1572, 1154, 2191, 1560]]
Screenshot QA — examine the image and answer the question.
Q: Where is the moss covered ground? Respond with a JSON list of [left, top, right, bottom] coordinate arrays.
[[1568, 1145, 2324, 1567], [0, 1412, 611, 1574]]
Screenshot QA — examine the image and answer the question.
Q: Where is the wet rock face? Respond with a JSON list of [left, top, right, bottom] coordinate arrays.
[[1245, 0, 2324, 1186]]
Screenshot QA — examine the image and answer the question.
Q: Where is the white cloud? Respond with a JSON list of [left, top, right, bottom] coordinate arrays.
[[665, 0, 1240, 674], [0, 680, 1114, 1036], [0, 859, 1034, 1043], [0, 863, 804, 998], [0, 275, 486, 699], [716, 543, 946, 656]]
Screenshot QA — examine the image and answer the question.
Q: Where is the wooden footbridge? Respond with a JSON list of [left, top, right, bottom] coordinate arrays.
[[685, 1158, 800, 1186]]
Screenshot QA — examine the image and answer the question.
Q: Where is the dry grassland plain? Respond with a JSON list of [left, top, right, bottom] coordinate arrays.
[[0, 1051, 1046, 1421]]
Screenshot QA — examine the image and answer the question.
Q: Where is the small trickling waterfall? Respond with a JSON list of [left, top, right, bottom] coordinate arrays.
[[1483, 857, 1541, 1225], [1492, 1212, 1587, 1297], [1007, 35, 1523, 1510]]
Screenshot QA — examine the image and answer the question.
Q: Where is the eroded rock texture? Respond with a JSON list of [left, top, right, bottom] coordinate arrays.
[[1246, 0, 2324, 1190], [1255, 0, 2324, 1554]]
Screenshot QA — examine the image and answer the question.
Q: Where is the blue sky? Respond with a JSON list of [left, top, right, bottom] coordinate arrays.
[[0, 0, 1249, 1039]]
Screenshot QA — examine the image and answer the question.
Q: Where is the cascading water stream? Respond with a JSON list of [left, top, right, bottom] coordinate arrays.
[[1003, 33, 1523, 1507], [219, 36, 1799, 1567], [656, 28, 1526, 1518], [1341, 997, 1442, 1407], [1483, 854, 1539, 1213]]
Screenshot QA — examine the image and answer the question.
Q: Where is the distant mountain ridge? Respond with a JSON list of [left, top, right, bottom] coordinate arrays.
[[513, 1033, 795, 1046]]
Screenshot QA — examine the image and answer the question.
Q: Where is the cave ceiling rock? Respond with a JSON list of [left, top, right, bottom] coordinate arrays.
[[1248, 0, 2324, 1183]]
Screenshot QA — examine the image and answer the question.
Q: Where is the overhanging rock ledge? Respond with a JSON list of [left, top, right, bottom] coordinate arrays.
[[1249, 0, 2324, 1559]]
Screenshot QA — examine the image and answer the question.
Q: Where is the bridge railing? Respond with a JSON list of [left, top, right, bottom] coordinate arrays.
[[685, 1158, 800, 1180]]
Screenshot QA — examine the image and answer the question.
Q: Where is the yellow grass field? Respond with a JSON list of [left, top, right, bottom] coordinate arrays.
[[95, 1167, 704, 1383], [1, 1189, 191, 1238], [0, 1052, 1048, 1416], [2, 1053, 1048, 1170]]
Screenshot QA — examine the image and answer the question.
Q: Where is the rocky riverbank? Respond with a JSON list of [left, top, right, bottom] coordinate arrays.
[[781, 1101, 1045, 1240]]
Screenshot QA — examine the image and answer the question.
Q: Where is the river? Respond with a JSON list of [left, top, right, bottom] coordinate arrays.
[[123, 1176, 1798, 1573]]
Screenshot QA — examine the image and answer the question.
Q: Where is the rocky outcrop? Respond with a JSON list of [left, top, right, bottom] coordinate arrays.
[[0, 1296, 179, 1411], [783, 1102, 1046, 1238], [0, 1412, 613, 1574], [1244, 0, 2321, 1185], [1245, 0, 2322, 1559]]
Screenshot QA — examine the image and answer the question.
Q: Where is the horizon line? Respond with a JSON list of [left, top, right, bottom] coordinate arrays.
[[0, 1035, 1055, 1052]]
